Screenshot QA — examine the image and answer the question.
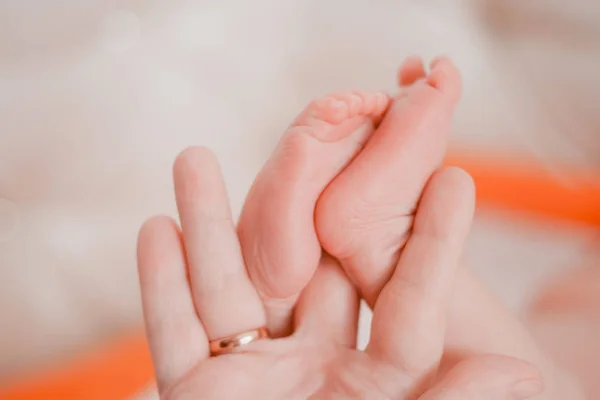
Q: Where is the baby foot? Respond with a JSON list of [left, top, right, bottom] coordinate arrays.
[[315, 56, 462, 304], [238, 90, 390, 335]]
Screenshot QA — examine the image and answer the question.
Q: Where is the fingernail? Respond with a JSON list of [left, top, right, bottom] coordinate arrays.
[[512, 379, 544, 399]]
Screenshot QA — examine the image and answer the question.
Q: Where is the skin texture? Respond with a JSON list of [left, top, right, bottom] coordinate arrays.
[[137, 147, 543, 399], [237, 56, 585, 398], [238, 90, 391, 335]]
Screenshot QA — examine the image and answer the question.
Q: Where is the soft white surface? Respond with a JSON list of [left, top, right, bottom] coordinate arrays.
[[0, 0, 599, 379]]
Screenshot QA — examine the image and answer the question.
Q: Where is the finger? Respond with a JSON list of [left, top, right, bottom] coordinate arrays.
[[137, 216, 209, 392], [420, 355, 544, 400], [173, 147, 265, 342], [367, 168, 475, 379], [397, 56, 427, 87], [294, 254, 360, 348]]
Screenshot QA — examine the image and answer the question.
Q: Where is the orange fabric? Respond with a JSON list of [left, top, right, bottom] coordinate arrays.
[[0, 332, 154, 400], [2, 149, 600, 400], [444, 150, 600, 226]]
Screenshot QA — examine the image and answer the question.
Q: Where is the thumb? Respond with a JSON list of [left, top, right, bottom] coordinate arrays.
[[420, 354, 544, 400]]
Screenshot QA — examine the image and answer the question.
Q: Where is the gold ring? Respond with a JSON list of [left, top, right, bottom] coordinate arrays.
[[209, 327, 270, 356]]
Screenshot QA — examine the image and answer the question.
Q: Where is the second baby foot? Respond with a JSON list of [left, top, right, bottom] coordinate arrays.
[[315, 56, 462, 304]]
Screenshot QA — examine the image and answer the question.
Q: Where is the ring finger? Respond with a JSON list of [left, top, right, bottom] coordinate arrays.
[[173, 147, 266, 346]]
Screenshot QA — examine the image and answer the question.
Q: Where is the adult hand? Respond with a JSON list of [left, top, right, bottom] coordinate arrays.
[[137, 148, 543, 399]]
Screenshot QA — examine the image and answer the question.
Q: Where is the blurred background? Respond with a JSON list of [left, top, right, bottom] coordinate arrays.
[[1, 0, 599, 398]]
